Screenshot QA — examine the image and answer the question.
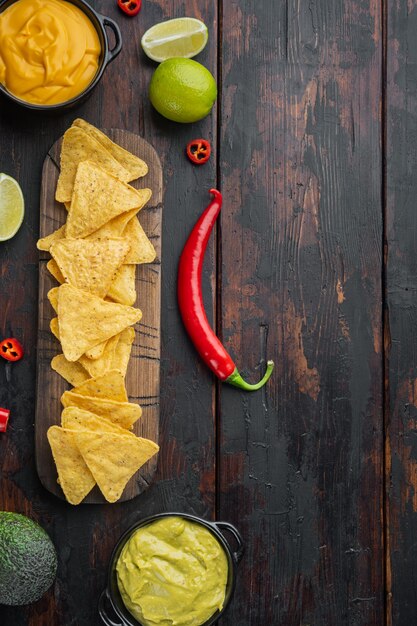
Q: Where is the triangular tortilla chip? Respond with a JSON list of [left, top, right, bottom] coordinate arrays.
[[61, 391, 141, 429], [123, 217, 156, 264], [66, 161, 151, 238], [73, 431, 159, 502], [37, 225, 66, 251], [57, 284, 141, 361], [48, 288, 59, 313], [61, 407, 135, 437], [112, 327, 135, 376], [55, 126, 130, 203], [71, 370, 127, 402], [51, 354, 89, 386], [72, 119, 148, 180], [47, 426, 95, 505], [50, 238, 130, 297], [79, 333, 120, 378], [107, 264, 136, 305], [47, 259, 65, 284]]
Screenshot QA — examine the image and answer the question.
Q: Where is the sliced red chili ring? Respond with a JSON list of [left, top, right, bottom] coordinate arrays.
[[117, 0, 142, 16], [186, 139, 211, 165], [0, 337, 24, 362], [0, 407, 10, 432]]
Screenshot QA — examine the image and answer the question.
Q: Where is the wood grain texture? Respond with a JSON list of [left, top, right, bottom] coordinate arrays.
[[218, 1, 384, 624], [386, 1, 417, 623], [36, 130, 162, 503], [0, 1, 217, 624]]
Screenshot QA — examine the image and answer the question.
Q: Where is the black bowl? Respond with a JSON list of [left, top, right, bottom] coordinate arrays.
[[98, 512, 244, 626], [0, 0, 122, 111]]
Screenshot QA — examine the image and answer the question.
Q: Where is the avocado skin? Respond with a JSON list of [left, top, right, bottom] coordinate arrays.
[[0, 512, 57, 605]]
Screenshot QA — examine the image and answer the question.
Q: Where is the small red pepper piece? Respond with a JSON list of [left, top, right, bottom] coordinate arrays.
[[0, 337, 24, 362], [186, 139, 211, 165], [178, 189, 274, 391], [117, 0, 141, 16], [0, 407, 10, 432]]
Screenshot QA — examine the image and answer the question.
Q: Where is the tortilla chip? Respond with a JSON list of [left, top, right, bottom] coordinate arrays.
[[51, 354, 89, 386], [73, 430, 159, 502], [61, 406, 135, 436], [107, 264, 136, 305], [37, 225, 66, 251], [55, 126, 130, 203], [50, 238, 130, 298], [123, 216, 156, 264], [61, 391, 141, 429], [71, 370, 128, 402], [47, 426, 95, 505], [66, 161, 151, 239], [86, 206, 142, 240], [72, 119, 148, 180], [47, 259, 65, 284], [84, 340, 108, 360], [48, 288, 59, 313], [57, 284, 141, 361], [78, 333, 120, 378], [113, 328, 135, 376], [50, 317, 59, 340]]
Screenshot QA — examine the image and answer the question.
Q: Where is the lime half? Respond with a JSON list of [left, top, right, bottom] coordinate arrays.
[[142, 18, 208, 63], [0, 173, 24, 241]]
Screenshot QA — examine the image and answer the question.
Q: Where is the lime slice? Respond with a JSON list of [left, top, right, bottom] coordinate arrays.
[[141, 18, 208, 62], [0, 174, 24, 241]]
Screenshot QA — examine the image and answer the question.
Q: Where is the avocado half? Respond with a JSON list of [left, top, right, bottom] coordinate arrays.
[[0, 512, 57, 605]]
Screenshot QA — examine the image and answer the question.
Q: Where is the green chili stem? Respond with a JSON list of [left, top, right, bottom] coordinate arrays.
[[225, 360, 274, 391]]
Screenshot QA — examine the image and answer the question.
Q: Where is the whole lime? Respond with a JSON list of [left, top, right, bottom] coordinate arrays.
[[149, 58, 217, 123]]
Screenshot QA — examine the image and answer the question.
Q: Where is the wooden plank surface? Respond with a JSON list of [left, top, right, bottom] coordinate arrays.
[[35, 130, 162, 503], [0, 0, 217, 624], [218, 1, 384, 624], [386, 1, 417, 623]]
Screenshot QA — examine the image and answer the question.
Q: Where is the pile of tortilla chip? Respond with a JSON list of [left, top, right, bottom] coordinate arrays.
[[38, 119, 159, 505]]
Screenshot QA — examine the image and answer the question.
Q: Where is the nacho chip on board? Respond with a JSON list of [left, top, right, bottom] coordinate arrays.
[[37, 225, 66, 251], [78, 333, 120, 378], [61, 407, 135, 437], [111, 327, 135, 377], [55, 126, 130, 203], [72, 119, 148, 180], [57, 284, 141, 361], [73, 430, 159, 503], [47, 259, 65, 284], [47, 426, 95, 505], [50, 238, 130, 298], [66, 161, 151, 239], [61, 391, 141, 430], [71, 370, 128, 403], [123, 217, 156, 265], [51, 354, 89, 386], [107, 264, 136, 306], [47, 287, 59, 314]]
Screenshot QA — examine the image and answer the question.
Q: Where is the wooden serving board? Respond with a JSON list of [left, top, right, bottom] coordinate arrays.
[[36, 130, 162, 504]]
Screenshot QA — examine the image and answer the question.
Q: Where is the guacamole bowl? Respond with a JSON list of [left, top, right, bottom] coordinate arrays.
[[99, 513, 244, 626], [0, 0, 122, 111]]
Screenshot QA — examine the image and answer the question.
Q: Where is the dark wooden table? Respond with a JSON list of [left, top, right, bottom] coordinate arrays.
[[1, 1, 417, 624]]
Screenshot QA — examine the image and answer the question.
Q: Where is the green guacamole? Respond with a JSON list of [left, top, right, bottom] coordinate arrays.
[[116, 517, 228, 626]]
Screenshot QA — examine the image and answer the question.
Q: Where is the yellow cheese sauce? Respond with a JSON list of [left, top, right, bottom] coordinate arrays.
[[0, 0, 101, 105], [116, 517, 229, 626]]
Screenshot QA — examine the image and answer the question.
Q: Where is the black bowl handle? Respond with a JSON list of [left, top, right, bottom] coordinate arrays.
[[99, 15, 123, 65], [213, 521, 244, 564], [98, 589, 128, 626]]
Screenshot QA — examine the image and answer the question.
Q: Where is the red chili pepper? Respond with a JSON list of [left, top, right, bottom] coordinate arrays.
[[0, 408, 10, 432], [0, 337, 24, 362], [117, 0, 141, 16], [178, 189, 274, 390], [186, 139, 211, 165]]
